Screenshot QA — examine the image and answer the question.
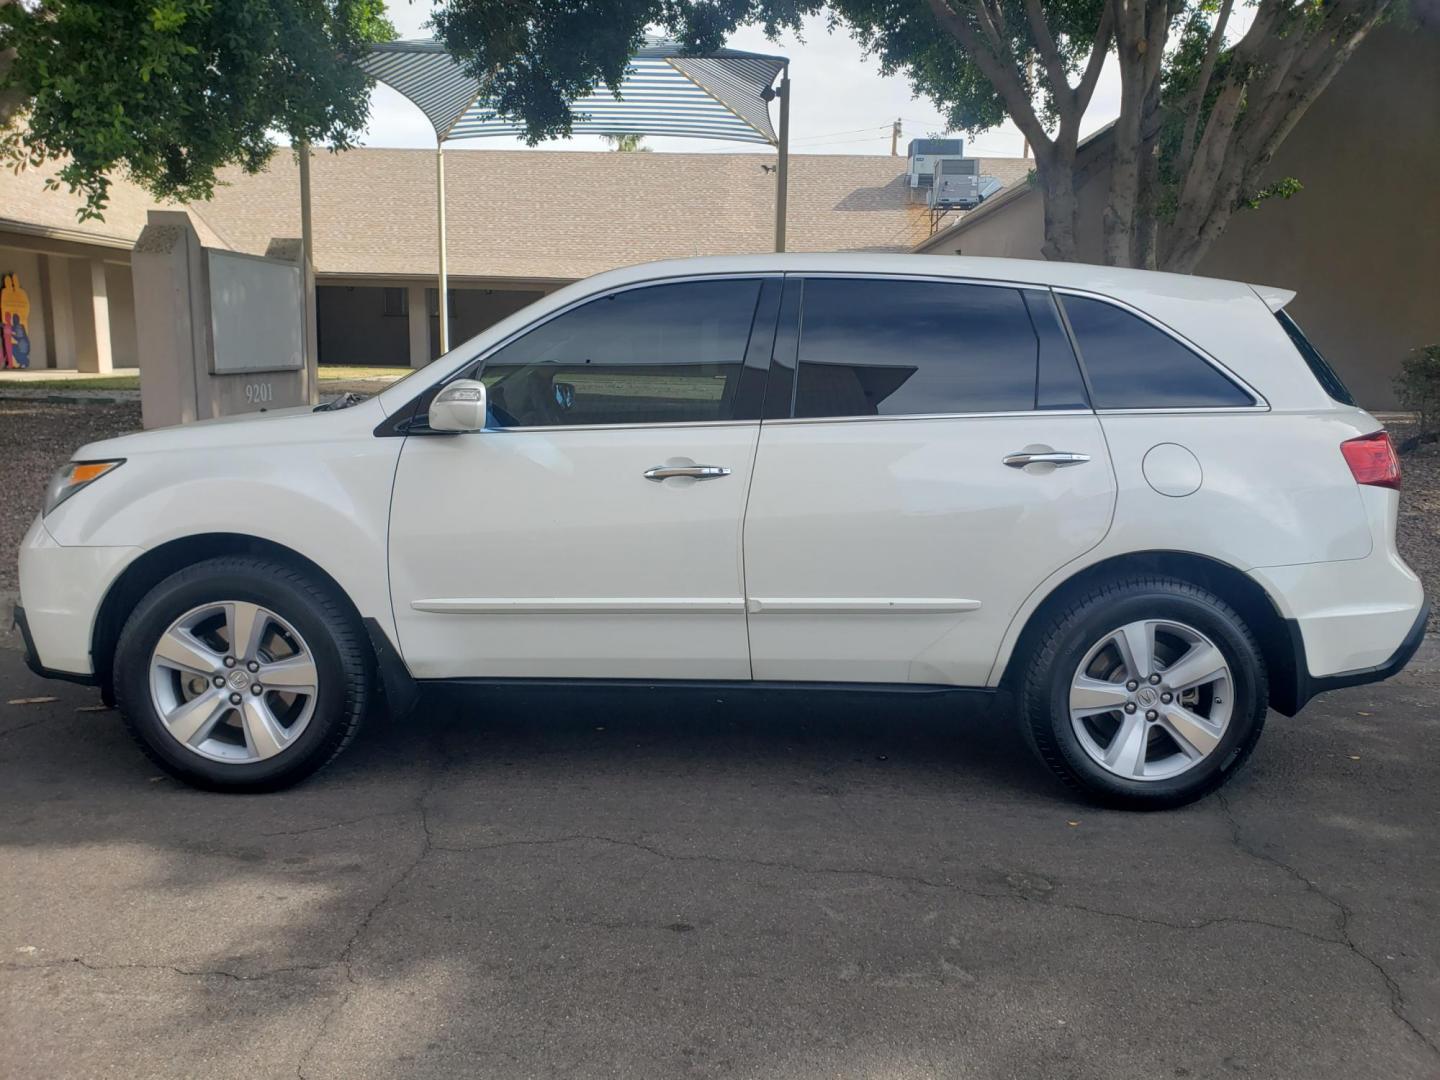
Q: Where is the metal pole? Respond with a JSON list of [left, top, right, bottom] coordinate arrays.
[[774, 69, 790, 254], [436, 141, 449, 354], [297, 140, 318, 400]]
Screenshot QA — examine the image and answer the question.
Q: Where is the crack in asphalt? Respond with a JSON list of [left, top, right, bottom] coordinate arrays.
[[431, 831, 1353, 941], [293, 734, 448, 1080], [258, 808, 413, 838], [10, 774, 1433, 1071], [1216, 791, 1439, 1061], [0, 956, 335, 982], [0, 717, 50, 740]]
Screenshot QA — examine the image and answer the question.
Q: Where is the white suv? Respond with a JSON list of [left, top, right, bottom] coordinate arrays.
[[15, 255, 1427, 808]]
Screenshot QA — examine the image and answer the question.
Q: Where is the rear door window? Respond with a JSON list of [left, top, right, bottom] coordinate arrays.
[[1060, 294, 1254, 409], [791, 278, 1049, 418]]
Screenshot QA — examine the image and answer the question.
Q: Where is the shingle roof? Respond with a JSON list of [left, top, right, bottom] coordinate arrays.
[[194, 148, 1031, 281], [0, 160, 230, 251], [1, 147, 1032, 281]]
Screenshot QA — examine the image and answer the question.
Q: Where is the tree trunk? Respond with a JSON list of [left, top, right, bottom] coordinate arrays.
[[1103, 0, 1145, 265], [1161, 0, 1388, 272], [1037, 151, 1081, 262], [0, 0, 20, 130]]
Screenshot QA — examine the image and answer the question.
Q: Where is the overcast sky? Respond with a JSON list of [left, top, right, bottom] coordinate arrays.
[[363, 3, 1138, 159]]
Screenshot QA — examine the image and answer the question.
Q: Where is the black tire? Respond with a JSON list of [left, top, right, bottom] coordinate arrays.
[[1018, 575, 1267, 810], [113, 556, 371, 792]]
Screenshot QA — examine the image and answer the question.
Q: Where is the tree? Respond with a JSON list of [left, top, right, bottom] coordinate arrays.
[[601, 132, 651, 151], [429, 0, 1394, 271], [0, 0, 394, 219]]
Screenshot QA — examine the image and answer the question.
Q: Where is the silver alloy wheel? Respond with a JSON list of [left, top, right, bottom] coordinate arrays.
[[148, 601, 319, 764], [1068, 619, 1234, 782]]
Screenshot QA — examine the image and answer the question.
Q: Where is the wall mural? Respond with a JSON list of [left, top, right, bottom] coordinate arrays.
[[2, 274, 33, 369]]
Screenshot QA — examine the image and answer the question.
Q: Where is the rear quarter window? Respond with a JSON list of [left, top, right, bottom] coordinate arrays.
[[1061, 295, 1255, 409], [1275, 310, 1357, 406]]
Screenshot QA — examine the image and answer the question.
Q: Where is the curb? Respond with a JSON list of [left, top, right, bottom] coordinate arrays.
[[0, 391, 139, 406]]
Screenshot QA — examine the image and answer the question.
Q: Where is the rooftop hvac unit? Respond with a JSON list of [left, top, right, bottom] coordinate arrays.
[[907, 138, 963, 189], [930, 156, 983, 209]]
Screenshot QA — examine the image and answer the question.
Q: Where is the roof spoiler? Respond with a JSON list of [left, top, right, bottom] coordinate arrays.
[[1251, 284, 1296, 312]]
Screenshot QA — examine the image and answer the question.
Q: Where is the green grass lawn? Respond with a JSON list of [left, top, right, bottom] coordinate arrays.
[[317, 365, 412, 380], [2, 365, 411, 392]]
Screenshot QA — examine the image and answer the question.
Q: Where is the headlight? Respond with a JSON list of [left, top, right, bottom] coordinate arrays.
[[43, 459, 124, 516]]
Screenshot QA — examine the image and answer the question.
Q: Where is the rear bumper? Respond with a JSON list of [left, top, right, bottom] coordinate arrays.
[[1276, 600, 1429, 715]]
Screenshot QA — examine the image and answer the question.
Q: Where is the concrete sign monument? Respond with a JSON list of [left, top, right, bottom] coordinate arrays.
[[132, 210, 317, 429]]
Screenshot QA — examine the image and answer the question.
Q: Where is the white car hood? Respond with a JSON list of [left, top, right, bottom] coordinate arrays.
[[72, 398, 388, 459]]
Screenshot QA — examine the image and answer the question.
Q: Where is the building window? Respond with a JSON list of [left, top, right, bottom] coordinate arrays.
[[382, 287, 408, 318]]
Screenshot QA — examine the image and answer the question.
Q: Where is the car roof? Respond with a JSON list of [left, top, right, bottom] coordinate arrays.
[[576, 253, 1277, 305], [379, 253, 1332, 415]]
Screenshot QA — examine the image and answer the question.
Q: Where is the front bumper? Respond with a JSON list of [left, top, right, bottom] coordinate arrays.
[[13, 604, 96, 686], [17, 515, 142, 679]]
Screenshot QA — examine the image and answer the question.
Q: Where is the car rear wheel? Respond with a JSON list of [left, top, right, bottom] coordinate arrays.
[[1019, 576, 1267, 809], [113, 556, 371, 792]]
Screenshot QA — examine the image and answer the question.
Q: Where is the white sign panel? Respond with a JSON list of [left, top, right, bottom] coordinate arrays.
[[207, 250, 303, 374]]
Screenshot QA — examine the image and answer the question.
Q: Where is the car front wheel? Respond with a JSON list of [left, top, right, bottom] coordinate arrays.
[[113, 556, 371, 792], [1019, 576, 1268, 809]]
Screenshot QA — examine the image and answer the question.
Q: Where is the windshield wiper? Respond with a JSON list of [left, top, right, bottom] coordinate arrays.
[[314, 392, 367, 412]]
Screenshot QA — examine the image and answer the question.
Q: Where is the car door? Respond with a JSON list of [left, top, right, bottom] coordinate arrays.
[[388, 275, 779, 680], [742, 274, 1116, 686]]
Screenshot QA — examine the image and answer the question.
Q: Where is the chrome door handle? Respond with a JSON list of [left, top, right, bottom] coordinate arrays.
[[643, 465, 732, 482], [1003, 451, 1091, 468]]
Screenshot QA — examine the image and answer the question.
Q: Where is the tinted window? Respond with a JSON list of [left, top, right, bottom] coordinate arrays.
[[794, 279, 1038, 418], [1024, 290, 1090, 410], [1276, 311, 1355, 406], [478, 279, 763, 427], [1061, 295, 1254, 409]]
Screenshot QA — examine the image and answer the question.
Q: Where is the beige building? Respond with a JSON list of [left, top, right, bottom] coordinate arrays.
[[1, 148, 1029, 372], [0, 165, 226, 374], [914, 22, 1440, 409]]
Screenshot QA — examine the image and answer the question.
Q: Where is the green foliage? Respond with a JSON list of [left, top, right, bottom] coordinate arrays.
[[427, 0, 1108, 142], [601, 132, 650, 151], [1395, 344, 1440, 438], [0, 0, 395, 219], [1243, 176, 1303, 210]]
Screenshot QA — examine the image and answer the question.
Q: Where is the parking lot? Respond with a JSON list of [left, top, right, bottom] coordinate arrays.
[[2, 639, 1438, 1079]]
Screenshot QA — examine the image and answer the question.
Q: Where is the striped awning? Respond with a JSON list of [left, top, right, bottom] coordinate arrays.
[[361, 38, 787, 146]]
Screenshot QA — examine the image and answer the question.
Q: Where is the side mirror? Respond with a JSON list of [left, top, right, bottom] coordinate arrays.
[[428, 379, 487, 432]]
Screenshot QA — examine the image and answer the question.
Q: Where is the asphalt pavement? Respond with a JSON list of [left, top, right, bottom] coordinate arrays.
[[2, 638, 1437, 1079]]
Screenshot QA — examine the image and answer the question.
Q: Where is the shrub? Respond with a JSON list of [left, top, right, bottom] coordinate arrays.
[[1394, 344, 1440, 443]]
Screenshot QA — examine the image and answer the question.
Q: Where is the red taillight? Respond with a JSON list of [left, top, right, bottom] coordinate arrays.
[[1341, 431, 1401, 490]]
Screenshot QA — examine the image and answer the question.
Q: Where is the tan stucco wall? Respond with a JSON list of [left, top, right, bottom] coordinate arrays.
[[924, 24, 1440, 409], [1196, 26, 1440, 409]]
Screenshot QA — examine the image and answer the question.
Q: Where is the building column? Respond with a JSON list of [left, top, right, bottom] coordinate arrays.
[[45, 256, 78, 369], [407, 283, 429, 369], [72, 258, 114, 373]]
